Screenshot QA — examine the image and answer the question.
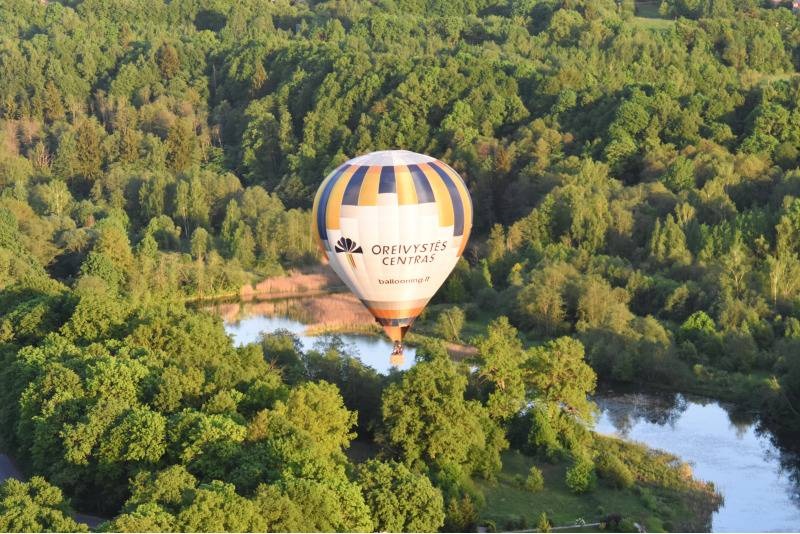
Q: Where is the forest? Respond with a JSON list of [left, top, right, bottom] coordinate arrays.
[[0, 0, 799, 531]]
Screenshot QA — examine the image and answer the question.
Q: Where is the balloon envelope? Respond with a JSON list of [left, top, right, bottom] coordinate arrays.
[[312, 150, 472, 345]]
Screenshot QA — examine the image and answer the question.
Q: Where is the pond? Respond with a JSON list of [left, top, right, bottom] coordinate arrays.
[[215, 298, 800, 532], [595, 391, 800, 532], [220, 299, 416, 373]]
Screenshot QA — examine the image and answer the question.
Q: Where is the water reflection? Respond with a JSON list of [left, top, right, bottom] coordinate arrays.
[[595, 391, 689, 436], [220, 308, 415, 375], [595, 390, 800, 532]]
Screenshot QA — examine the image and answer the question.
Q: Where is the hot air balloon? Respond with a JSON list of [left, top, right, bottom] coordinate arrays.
[[312, 150, 473, 365]]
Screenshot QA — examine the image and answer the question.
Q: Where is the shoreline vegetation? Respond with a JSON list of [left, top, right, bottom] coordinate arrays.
[[2, 0, 800, 530], [212, 266, 783, 414], [207, 267, 722, 531]]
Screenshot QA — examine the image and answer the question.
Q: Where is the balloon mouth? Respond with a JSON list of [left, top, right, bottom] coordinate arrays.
[[379, 323, 411, 343]]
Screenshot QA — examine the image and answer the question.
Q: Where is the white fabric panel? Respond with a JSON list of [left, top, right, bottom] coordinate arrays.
[[347, 150, 436, 167], [326, 202, 461, 308]]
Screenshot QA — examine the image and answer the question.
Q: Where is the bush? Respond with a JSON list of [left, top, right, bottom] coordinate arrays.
[[503, 514, 527, 531], [565, 458, 596, 494], [536, 512, 551, 533], [596, 452, 635, 489], [443, 495, 479, 532], [525, 466, 544, 492]]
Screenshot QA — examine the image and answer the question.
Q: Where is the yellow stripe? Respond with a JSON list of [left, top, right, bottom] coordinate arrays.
[[358, 166, 381, 206], [312, 170, 337, 244], [441, 162, 472, 237], [326, 166, 358, 230], [394, 165, 418, 205], [419, 162, 453, 227]]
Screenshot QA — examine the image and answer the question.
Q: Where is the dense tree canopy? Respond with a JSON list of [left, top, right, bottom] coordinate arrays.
[[1, 0, 799, 530]]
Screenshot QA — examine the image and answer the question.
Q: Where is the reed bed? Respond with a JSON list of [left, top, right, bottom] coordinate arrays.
[[240, 266, 342, 299]]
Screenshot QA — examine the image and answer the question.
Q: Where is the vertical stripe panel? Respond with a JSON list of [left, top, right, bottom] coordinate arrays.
[[394, 165, 418, 205], [358, 166, 381, 206], [439, 161, 472, 231], [315, 165, 348, 240], [430, 161, 465, 236], [341, 166, 368, 206], [408, 164, 435, 203], [326, 166, 358, 229], [418, 162, 454, 227], [379, 166, 396, 194], [442, 162, 472, 238]]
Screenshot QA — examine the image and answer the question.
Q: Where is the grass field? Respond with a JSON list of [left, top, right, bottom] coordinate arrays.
[[631, 16, 675, 30], [476, 440, 721, 532], [635, 1, 663, 18], [631, 1, 675, 31]]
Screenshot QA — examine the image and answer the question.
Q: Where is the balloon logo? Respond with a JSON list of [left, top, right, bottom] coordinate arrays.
[[312, 150, 473, 364], [334, 237, 363, 270]]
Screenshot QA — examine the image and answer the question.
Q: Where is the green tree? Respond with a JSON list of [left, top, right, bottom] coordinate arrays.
[[473, 317, 527, 420], [167, 120, 197, 173], [525, 466, 545, 492], [525, 337, 597, 456], [0, 478, 88, 533], [435, 306, 465, 342], [381, 342, 507, 475], [232, 222, 255, 269], [357, 460, 445, 532], [190, 227, 209, 261], [157, 44, 180, 79], [565, 457, 597, 494], [537, 511, 551, 532], [661, 156, 695, 193]]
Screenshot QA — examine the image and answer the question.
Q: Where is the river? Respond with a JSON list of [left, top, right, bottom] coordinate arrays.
[[221, 301, 800, 533], [595, 391, 800, 532]]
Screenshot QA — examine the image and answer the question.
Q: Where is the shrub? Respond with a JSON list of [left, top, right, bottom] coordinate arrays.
[[565, 458, 596, 494], [596, 452, 635, 489], [525, 466, 545, 492], [443, 495, 479, 532], [536, 512, 551, 533]]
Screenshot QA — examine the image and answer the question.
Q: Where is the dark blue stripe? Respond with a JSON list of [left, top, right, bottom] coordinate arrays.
[[379, 166, 396, 194], [342, 166, 368, 205], [443, 162, 472, 215], [316, 166, 347, 240], [430, 162, 464, 236], [408, 164, 435, 203]]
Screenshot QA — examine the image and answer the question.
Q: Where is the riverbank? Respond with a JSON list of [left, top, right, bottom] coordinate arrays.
[[479, 440, 721, 533]]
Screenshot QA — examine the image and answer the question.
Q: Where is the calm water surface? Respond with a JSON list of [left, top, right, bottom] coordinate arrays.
[[224, 313, 415, 374], [219, 303, 800, 532], [595, 392, 800, 532]]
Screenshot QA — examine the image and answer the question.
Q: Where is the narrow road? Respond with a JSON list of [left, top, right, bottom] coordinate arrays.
[[0, 454, 22, 481], [0, 453, 106, 528]]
